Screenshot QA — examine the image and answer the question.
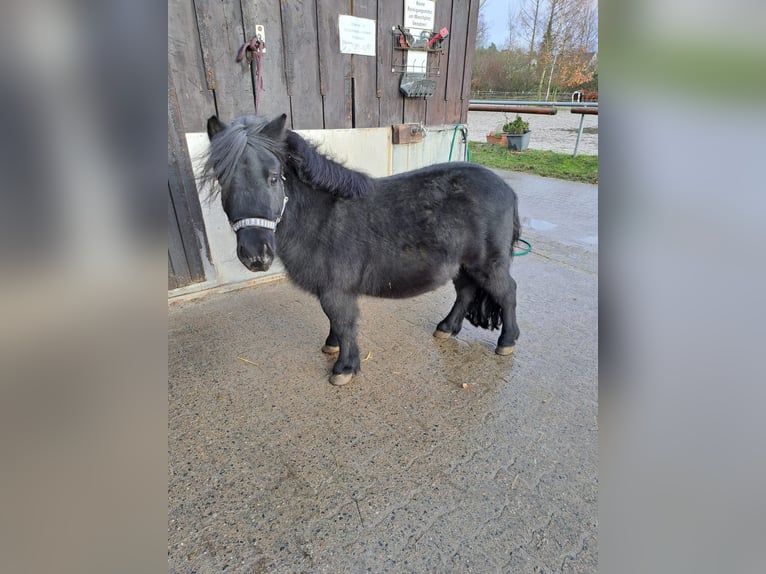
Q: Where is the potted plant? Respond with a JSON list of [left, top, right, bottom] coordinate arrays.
[[503, 115, 531, 151], [485, 122, 508, 145], [485, 131, 507, 145]]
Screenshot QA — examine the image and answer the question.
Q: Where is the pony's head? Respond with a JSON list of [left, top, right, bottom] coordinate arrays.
[[205, 114, 288, 272]]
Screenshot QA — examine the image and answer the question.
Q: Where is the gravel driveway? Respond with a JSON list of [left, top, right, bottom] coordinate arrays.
[[466, 109, 599, 156]]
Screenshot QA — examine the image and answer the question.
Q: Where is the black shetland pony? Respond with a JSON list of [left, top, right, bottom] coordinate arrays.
[[204, 114, 522, 386]]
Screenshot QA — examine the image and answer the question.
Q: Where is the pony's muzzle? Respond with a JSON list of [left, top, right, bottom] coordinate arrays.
[[237, 242, 273, 272], [235, 227, 276, 272]]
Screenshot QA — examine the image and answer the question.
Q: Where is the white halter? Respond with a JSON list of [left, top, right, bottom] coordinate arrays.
[[231, 194, 288, 232], [231, 174, 288, 232]]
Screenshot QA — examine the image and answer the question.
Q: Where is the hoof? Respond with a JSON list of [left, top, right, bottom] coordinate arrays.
[[495, 345, 515, 356], [322, 344, 340, 354], [433, 329, 452, 340], [329, 372, 354, 386]]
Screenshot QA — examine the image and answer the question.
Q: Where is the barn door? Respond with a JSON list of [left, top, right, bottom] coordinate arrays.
[[168, 74, 209, 290]]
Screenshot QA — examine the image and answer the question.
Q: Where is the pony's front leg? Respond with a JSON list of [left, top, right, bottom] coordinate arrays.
[[318, 291, 360, 386], [321, 328, 340, 355]]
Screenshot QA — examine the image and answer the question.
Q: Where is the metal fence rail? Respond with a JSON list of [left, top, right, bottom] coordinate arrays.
[[469, 99, 598, 108], [468, 100, 598, 157], [570, 107, 598, 157], [469, 103, 559, 114]]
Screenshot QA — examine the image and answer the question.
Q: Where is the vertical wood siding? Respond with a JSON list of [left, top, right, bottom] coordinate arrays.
[[170, 0, 476, 132]]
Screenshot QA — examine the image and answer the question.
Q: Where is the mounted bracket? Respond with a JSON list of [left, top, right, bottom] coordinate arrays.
[[255, 24, 266, 53], [392, 123, 425, 144]]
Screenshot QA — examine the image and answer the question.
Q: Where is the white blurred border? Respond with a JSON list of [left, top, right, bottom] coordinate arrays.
[[600, 0, 766, 572], [0, 2, 166, 573]]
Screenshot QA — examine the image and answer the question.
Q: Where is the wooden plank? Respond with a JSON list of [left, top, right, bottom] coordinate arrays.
[[571, 107, 599, 115], [168, 72, 208, 285], [168, 184, 193, 289], [458, 0, 480, 123], [425, 0, 453, 126], [169, 71, 209, 257], [168, 252, 180, 291], [350, 0, 380, 128], [403, 95, 426, 124], [469, 104, 558, 114], [168, 0, 216, 132], [280, 0, 324, 128], [444, 0, 469, 124], [376, 0, 405, 126], [194, 0, 254, 121], [392, 123, 425, 144], [317, 1, 353, 128], [240, 0, 292, 123]]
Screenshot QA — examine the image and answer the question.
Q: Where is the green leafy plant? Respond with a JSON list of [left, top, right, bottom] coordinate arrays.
[[502, 115, 530, 134], [490, 122, 506, 138]]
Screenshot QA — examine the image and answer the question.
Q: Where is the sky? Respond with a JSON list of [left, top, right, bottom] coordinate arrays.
[[480, 0, 598, 51], [481, 0, 525, 48]]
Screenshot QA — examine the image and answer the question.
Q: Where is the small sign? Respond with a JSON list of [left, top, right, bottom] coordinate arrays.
[[404, 0, 435, 32], [338, 15, 376, 56], [406, 50, 427, 73]]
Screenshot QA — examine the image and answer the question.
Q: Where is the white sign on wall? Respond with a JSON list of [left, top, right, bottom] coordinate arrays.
[[338, 15, 376, 56], [404, 0, 435, 32], [406, 50, 427, 73]]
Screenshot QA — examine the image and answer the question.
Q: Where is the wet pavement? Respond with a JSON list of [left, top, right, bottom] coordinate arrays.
[[168, 169, 598, 572]]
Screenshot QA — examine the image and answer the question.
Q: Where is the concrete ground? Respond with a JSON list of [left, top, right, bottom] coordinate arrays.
[[168, 170, 598, 572]]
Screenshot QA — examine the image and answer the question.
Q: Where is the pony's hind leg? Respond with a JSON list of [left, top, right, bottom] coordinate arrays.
[[318, 291, 361, 385], [460, 263, 519, 355], [434, 269, 478, 339], [484, 271, 520, 355]]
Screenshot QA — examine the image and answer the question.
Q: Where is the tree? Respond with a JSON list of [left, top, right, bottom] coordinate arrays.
[[471, 0, 597, 97], [548, 0, 598, 92], [521, 0, 598, 98], [475, 0, 491, 48], [519, 0, 544, 56]]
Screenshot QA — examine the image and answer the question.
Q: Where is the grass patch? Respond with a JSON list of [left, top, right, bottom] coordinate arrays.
[[468, 142, 598, 184]]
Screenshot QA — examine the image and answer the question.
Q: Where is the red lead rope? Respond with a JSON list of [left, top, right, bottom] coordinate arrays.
[[236, 38, 266, 114]]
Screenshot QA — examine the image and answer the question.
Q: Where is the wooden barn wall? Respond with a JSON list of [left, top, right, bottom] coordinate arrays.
[[169, 0, 480, 131], [168, 0, 479, 289]]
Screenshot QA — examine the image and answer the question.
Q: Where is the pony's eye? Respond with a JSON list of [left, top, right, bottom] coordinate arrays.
[[270, 174, 279, 185]]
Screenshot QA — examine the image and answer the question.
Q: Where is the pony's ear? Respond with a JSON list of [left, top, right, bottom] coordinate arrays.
[[261, 113, 288, 140], [207, 116, 227, 140]]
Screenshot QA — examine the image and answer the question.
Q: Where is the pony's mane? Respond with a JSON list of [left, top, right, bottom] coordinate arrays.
[[286, 131, 374, 199], [201, 114, 373, 201], [201, 115, 284, 200]]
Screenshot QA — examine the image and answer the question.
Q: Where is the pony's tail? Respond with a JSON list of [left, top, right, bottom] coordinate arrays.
[[512, 204, 521, 253], [464, 202, 519, 331], [465, 287, 503, 331]]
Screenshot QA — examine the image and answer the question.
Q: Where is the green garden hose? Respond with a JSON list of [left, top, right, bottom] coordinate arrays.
[[514, 238, 532, 256], [448, 124, 470, 162]]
